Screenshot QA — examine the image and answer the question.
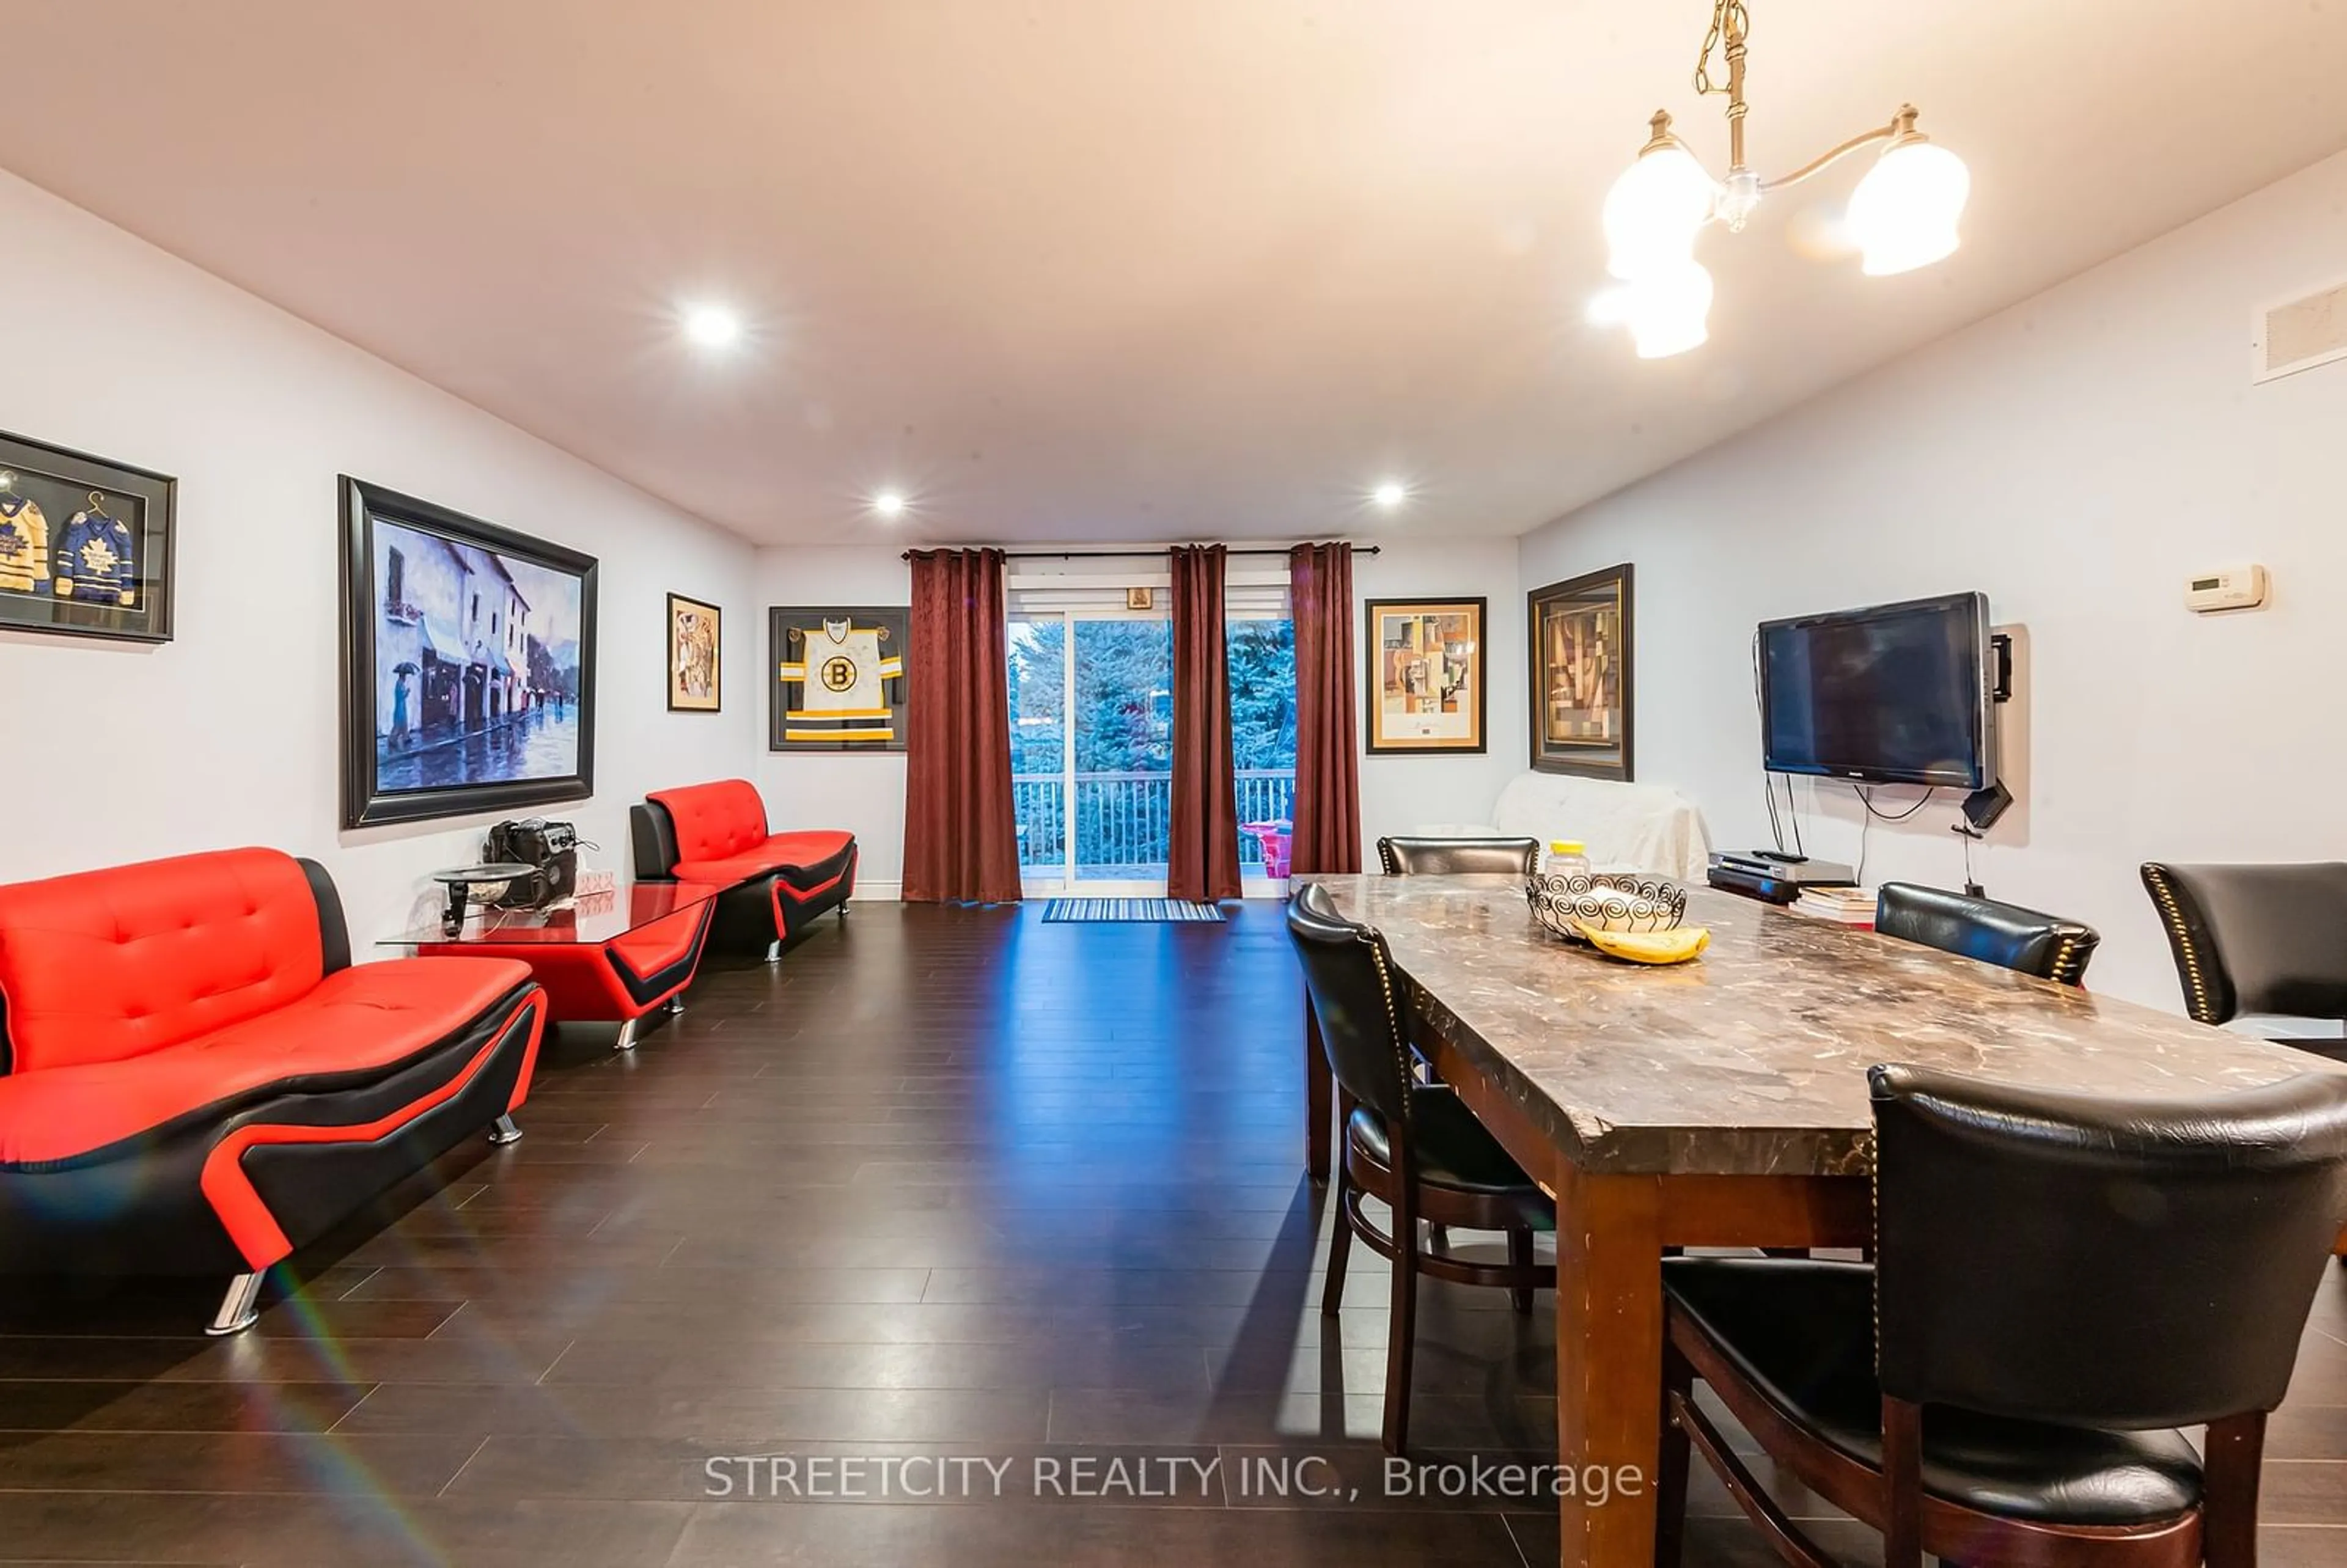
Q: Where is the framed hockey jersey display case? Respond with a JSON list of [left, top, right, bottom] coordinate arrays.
[[768, 604, 908, 752], [339, 476, 600, 828], [0, 428, 176, 643]]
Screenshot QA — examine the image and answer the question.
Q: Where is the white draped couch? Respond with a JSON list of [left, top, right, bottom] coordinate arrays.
[[1409, 772, 1711, 882]]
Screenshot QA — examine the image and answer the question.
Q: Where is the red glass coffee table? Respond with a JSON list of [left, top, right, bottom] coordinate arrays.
[[383, 881, 721, 1050]]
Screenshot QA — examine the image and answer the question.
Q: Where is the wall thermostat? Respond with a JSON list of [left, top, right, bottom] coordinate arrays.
[[2185, 564, 2268, 614]]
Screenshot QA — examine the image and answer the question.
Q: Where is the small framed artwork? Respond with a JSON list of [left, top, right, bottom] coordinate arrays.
[[769, 605, 909, 752], [667, 593, 722, 712], [0, 427, 177, 643], [1529, 563, 1633, 781], [339, 476, 600, 829], [1365, 596, 1487, 755]]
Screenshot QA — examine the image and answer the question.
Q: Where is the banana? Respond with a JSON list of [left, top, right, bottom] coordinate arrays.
[[1574, 923, 1711, 965]]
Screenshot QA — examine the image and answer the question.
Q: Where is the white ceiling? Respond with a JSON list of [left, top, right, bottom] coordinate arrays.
[[0, 1, 2338, 546]]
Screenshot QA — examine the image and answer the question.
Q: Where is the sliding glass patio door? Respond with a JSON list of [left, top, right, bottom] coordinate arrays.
[[1008, 610, 1175, 894], [1007, 568, 1295, 897]]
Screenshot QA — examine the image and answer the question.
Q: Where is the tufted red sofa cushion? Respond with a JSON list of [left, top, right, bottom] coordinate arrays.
[[0, 848, 328, 1074], [648, 780, 773, 868], [671, 830, 856, 886], [0, 956, 531, 1163]]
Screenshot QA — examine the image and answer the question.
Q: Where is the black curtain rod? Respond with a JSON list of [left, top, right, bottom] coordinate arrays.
[[899, 545, 1381, 561]]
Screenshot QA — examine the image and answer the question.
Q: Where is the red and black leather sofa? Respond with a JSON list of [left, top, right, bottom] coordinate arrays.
[[631, 779, 856, 954], [0, 848, 545, 1333]]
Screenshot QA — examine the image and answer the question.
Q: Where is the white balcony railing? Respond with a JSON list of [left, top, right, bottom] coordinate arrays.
[[1014, 769, 1294, 876]]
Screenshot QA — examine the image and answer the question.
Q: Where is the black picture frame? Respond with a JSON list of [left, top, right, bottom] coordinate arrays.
[[339, 476, 599, 829], [1528, 562, 1634, 782], [0, 427, 177, 643], [769, 604, 909, 753], [1363, 596, 1489, 756], [666, 592, 723, 713]]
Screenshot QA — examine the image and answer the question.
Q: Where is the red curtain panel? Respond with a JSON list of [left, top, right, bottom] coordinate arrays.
[[1169, 545, 1244, 903], [1289, 541, 1362, 875], [903, 548, 1023, 903]]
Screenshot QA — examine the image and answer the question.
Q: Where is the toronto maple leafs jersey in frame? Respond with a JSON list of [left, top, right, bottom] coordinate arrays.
[[54, 507, 137, 607], [0, 496, 48, 593], [776, 618, 904, 742]]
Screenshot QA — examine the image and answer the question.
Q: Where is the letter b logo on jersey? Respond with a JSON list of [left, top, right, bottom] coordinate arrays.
[[821, 655, 858, 693]]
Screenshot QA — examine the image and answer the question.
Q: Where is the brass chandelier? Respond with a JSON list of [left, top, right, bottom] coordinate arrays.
[[1595, 1, 1971, 357]]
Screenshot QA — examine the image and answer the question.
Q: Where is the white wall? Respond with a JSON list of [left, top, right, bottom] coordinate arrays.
[[1518, 150, 2347, 1011], [748, 538, 1527, 890], [0, 169, 763, 942], [1354, 537, 1526, 857]]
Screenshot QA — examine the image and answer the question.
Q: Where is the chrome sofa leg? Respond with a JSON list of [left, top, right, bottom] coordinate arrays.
[[667, 994, 686, 1016], [614, 1019, 639, 1052], [488, 1113, 524, 1145], [766, 940, 782, 963], [207, 1271, 265, 1336]]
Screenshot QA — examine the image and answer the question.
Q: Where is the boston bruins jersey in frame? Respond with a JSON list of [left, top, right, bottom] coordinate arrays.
[[0, 496, 47, 593], [55, 505, 138, 607], [777, 617, 904, 744]]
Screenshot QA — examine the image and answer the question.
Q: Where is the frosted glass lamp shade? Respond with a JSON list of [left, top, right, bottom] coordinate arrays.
[[1848, 139, 1970, 276], [1622, 262, 1714, 359], [1603, 141, 1719, 280]]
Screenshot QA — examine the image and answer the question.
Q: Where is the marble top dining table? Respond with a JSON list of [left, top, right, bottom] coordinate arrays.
[[1295, 871, 2346, 1568], [1304, 872, 2345, 1174]]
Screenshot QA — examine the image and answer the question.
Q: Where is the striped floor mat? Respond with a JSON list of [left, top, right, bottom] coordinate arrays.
[[1041, 898, 1228, 923]]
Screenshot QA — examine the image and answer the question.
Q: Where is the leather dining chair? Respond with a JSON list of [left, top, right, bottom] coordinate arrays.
[[1375, 835, 1542, 876], [2141, 862, 2347, 1041], [1876, 881, 2101, 985], [1286, 882, 1554, 1455], [1371, 837, 1543, 1253], [1656, 1065, 2347, 1568]]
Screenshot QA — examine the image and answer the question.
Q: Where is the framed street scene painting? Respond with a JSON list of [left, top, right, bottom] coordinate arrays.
[[339, 476, 598, 828], [667, 592, 722, 712], [0, 427, 177, 643], [769, 605, 908, 752], [1529, 563, 1633, 781], [1365, 596, 1486, 755]]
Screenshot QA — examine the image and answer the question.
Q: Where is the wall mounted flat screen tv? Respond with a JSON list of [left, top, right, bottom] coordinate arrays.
[[1759, 592, 1996, 789]]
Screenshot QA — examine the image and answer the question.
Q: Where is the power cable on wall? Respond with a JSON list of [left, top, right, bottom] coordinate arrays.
[[1854, 785, 1933, 887]]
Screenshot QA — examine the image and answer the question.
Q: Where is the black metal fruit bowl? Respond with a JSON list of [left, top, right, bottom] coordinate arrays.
[[1524, 871, 1689, 942]]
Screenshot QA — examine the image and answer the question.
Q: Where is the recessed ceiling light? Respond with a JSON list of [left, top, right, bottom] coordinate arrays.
[[1372, 481, 1409, 510], [681, 304, 741, 349], [871, 490, 908, 520]]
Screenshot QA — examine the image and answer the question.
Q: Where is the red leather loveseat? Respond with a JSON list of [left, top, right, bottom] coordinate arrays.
[[631, 779, 856, 954], [0, 848, 546, 1334]]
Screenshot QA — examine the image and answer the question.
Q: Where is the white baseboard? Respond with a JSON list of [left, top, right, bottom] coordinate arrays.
[[850, 879, 903, 902]]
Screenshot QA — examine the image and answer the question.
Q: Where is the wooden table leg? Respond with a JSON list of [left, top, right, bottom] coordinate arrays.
[[1555, 1164, 1664, 1567], [1304, 998, 1331, 1182]]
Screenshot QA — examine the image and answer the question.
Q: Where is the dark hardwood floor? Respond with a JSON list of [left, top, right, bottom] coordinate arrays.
[[1, 903, 2342, 1566]]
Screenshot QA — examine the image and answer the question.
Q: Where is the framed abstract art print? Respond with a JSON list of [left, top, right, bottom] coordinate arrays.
[[1528, 563, 1633, 782], [1364, 596, 1486, 755], [667, 593, 722, 712]]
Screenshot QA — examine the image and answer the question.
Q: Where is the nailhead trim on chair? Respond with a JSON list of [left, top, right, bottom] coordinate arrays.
[[1363, 933, 1415, 1127], [2141, 866, 2218, 1024]]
